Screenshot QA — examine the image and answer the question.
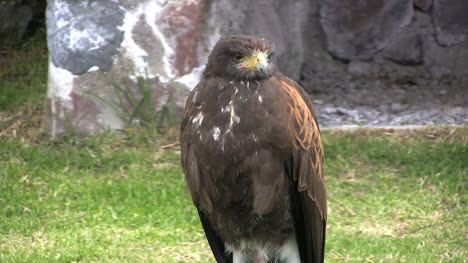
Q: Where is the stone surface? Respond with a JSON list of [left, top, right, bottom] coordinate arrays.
[[319, 0, 414, 61], [414, 0, 432, 11], [46, 0, 125, 75], [384, 34, 424, 65], [198, 0, 310, 80], [45, 0, 182, 136], [156, 0, 207, 76], [0, 2, 32, 47], [433, 0, 468, 46], [347, 61, 375, 77], [45, 0, 468, 135], [45, 0, 313, 135], [312, 81, 467, 127]]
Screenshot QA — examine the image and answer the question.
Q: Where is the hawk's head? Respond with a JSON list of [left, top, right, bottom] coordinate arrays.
[[204, 35, 276, 80]]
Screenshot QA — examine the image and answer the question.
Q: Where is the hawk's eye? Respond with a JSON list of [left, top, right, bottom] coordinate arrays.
[[233, 53, 244, 61], [267, 52, 274, 62]]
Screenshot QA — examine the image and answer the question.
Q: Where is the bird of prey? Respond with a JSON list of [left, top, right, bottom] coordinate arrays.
[[180, 35, 327, 263]]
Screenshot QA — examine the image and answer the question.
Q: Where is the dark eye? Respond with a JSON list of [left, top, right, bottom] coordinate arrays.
[[233, 53, 244, 61], [267, 53, 274, 61]]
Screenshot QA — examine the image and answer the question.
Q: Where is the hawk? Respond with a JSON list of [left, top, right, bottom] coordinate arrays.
[[180, 35, 327, 263]]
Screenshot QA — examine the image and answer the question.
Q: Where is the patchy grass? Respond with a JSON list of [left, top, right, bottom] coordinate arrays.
[[324, 127, 467, 262], [0, 126, 466, 262], [0, 133, 212, 262], [0, 29, 48, 140], [0, 29, 48, 112]]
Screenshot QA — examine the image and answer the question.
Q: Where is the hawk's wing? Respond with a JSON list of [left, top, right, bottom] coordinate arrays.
[[180, 81, 233, 263], [275, 73, 327, 263]]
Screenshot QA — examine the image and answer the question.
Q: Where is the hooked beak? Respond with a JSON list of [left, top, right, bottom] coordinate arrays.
[[240, 51, 269, 74]]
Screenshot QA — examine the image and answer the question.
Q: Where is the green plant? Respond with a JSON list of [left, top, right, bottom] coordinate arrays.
[[88, 75, 177, 134]]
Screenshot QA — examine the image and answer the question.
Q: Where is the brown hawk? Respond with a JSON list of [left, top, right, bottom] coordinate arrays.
[[180, 35, 327, 263]]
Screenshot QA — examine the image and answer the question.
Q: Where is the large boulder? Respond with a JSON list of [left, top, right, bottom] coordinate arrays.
[[433, 0, 468, 46], [46, 1, 125, 75], [319, 0, 414, 61]]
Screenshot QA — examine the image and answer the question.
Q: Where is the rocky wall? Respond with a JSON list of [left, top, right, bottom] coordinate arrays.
[[302, 0, 467, 126], [45, 0, 467, 135]]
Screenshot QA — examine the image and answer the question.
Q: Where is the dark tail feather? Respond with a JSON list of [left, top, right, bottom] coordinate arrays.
[[197, 209, 233, 263]]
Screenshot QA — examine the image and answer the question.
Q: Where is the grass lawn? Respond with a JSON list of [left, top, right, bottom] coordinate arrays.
[[1, 128, 466, 262], [1, 29, 467, 263]]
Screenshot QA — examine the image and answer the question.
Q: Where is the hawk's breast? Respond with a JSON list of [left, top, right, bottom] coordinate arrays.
[[189, 79, 289, 160]]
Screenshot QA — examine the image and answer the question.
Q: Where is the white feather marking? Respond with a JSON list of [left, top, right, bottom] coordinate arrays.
[[251, 133, 258, 142], [278, 238, 301, 263], [225, 237, 300, 263], [225, 86, 240, 131], [257, 247, 271, 262], [212, 127, 221, 141], [229, 102, 240, 128], [246, 81, 250, 88], [258, 95, 263, 103], [225, 243, 234, 254], [191, 90, 198, 103], [226, 242, 247, 263], [232, 250, 245, 263], [191, 111, 204, 127]]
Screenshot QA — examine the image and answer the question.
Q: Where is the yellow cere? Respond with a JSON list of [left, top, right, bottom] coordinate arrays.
[[240, 51, 269, 70]]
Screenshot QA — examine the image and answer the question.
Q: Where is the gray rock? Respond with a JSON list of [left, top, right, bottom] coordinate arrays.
[[319, 0, 414, 61], [347, 61, 375, 77], [414, 0, 432, 11], [433, 0, 468, 46], [384, 34, 424, 65], [199, 0, 310, 80], [0, 2, 32, 47], [390, 103, 406, 114], [46, 0, 124, 75]]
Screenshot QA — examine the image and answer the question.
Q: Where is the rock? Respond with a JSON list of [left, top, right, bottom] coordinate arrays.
[[319, 0, 414, 61], [45, 0, 186, 136], [390, 103, 406, 113], [45, 0, 313, 136], [46, 0, 125, 75], [414, 0, 432, 11], [0, 2, 32, 47], [199, 0, 310, 80], [384, 34, 424, 65], [347, 61, 375, 77], [433, 0, 468, 46], [156, 0, 207, 76]]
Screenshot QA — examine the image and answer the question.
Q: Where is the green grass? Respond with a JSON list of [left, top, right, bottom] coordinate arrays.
[[0, 29, 48, 112], [1, 134, 213, 262], [324, 130, 467, 262], [0, 128, 466, 262]]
